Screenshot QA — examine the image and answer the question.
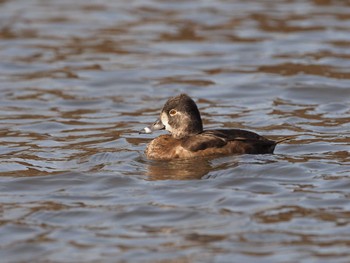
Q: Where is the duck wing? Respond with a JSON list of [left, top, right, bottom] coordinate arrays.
[[181, 129, 275, 152], [181, 131, 227, 152]]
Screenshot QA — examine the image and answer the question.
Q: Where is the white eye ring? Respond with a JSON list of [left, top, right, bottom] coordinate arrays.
[[169, 109, 177, 116]]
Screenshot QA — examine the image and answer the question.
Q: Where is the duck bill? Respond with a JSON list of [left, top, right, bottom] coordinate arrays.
[[139, 119, 165, 134]]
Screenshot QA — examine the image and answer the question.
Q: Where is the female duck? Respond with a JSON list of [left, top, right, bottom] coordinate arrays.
[[140, 94, 282, 160]]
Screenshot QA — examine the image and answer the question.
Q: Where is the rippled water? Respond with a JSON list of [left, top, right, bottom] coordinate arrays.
[[1, 0, 350, 262]]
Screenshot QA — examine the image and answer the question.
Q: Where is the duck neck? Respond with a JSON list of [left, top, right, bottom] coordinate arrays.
[[172, 118, 203, 139]]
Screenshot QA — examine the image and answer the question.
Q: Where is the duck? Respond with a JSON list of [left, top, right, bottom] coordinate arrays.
[[140, 94, 285, 160]]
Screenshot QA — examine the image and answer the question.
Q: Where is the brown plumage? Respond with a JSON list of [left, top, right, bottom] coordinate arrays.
[[140, 94, 284, 160]]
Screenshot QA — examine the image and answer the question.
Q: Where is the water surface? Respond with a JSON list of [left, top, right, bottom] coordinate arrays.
[[0, 0, 350, 262]]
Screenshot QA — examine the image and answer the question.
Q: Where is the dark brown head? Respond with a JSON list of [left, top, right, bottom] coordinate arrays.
[[140, 94, 203, 139]]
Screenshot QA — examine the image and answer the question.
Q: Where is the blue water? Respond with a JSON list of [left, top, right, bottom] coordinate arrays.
[[0, 0, 350, 262]]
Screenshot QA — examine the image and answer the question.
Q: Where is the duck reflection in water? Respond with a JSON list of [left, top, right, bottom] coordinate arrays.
[[144, 157, 214, 180]]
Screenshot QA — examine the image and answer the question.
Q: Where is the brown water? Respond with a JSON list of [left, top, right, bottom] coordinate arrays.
[[1, 0, 350, 262]]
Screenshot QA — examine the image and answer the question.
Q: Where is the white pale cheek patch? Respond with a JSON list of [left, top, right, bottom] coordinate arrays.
[[161, 113, 172, 132]]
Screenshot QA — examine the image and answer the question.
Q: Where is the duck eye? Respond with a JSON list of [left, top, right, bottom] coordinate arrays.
[[169, 109, 177, 116]]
